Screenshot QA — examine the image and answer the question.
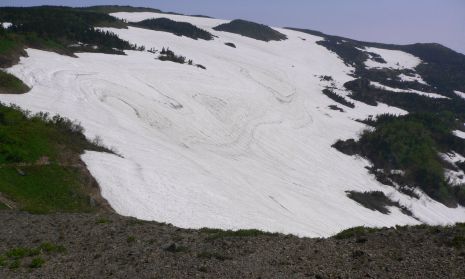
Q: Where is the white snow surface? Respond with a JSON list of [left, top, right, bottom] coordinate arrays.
[[1, 22, 12, 29], [453, 130, 465, 140], [370, 81, 447, 99], [398, 73, 427, 85], [441, 152, 465, 186], [363, 47, 422, 70], [1, 12, 465, 237], [454, 90, 465, 99]]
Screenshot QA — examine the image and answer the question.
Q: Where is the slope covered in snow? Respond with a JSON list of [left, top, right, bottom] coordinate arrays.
[[1, 11, 465, 237], [369, 81, 447, 99], [362, 46, 422, 70]]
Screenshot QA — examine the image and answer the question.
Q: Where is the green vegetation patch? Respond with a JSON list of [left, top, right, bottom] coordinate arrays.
[[0, 6, 136, 56], [29, 257, 45, 268], [346, 190, 412, 216], [0, 201, 8, 210], [132, 18, 213, 40], [38, 243, 66, 254], [158, 47, 188, 64], [0, 166, 91, 214], [0, 38, 20, 54], [5, 247, 40, 260], [96, 217, 112, 224], [0, 103, 112, 213], [333, 226, 382, 240], [0, 242, 65, 270], [0, 104, 111, 164], [0, 70, 30, 94], [126, 236, 136, 243], [448, 236, 465, 249], [322, 88, 355, 108], [333, 112, 465, 207], [213, 19, 287, 42], [200, 228, 278, 240]]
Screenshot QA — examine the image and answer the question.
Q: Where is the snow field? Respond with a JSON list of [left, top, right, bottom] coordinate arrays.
[[1, 12, 464, 236]]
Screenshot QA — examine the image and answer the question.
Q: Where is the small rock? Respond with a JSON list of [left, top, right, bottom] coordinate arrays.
[[16, 168, 26, 176], [352, 250, 366, 258], [163, 242, 178, 252]]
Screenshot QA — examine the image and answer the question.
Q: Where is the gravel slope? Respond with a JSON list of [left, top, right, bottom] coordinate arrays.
[[0, 211, 464, 278]]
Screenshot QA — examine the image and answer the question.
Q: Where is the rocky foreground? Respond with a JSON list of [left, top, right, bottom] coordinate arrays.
[[0, 211, 464, 279]]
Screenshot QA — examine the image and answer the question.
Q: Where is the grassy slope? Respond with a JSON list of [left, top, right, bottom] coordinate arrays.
[[0, 166, 88, 213], [0, 71, 29, 94], [0, 104, 111, 213]]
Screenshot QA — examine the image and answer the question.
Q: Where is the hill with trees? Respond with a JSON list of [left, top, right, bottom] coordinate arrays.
[[0, 6, 136, 58], [213, 19, 287, 42], [131, 18, 214, 40]]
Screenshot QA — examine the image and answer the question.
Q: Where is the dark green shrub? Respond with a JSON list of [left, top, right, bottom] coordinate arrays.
[[346, 191, 412, 216], [322, 89, 355, 108], [29, 257, 45, 268]]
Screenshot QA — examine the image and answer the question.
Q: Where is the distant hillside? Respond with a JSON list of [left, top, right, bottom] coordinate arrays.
[[0, 6, 138, 63], [79, 5, 162, 14], [131, 18, 214, 40], [287, 27, 465, 94], [214, 19, 287, 42]]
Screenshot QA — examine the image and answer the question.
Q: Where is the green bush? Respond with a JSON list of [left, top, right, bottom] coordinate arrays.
[[448, 235, 465, 249], [38, 242, 66, 254], [29, 257, 45, 268], [322, 89, 355, 108], [5, 247, 39, 259]]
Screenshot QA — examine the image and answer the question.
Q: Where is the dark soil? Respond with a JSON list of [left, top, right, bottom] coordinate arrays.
[[0, 211, 464, 278]]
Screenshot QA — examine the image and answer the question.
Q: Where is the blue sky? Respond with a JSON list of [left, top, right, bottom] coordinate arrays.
[[2, 0, 465, 54]]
